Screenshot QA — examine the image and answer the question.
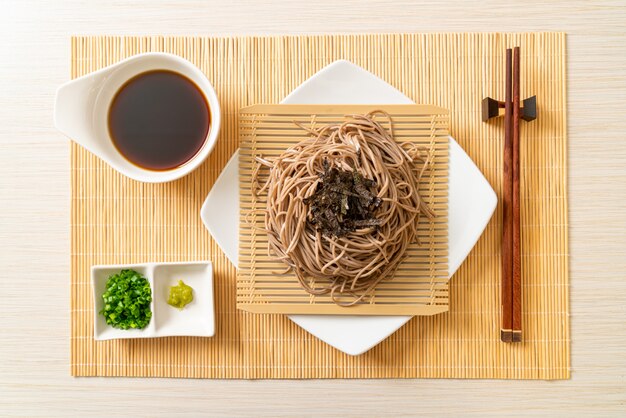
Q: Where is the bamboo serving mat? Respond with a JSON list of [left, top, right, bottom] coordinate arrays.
[[71, 33, 569, 379], [238, 104, 450, 315]]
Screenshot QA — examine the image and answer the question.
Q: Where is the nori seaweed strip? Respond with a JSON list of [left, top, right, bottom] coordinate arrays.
[[303, 159, 382, 238]]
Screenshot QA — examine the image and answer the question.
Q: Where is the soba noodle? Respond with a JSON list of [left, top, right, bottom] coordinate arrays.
[[253, 111, 433, 306]]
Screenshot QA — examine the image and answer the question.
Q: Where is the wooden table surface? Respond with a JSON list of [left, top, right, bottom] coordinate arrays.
[[1, 1, 625, 416]]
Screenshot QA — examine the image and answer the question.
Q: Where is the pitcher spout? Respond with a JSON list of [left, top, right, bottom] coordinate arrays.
[[54, 72, 107, 156]]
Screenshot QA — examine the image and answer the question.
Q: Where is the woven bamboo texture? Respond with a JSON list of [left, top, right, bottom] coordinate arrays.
[[238, 104, 449, 315], [71, 33, 569, 379]]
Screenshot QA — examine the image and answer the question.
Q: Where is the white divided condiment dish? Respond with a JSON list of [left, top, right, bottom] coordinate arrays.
[[92, 261, 214, 340]]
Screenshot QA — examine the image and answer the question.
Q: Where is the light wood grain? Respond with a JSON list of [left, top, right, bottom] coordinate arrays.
[[0, 0, 625, 416]]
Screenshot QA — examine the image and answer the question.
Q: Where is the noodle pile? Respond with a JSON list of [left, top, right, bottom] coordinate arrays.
[[253, 111, 432, 305]]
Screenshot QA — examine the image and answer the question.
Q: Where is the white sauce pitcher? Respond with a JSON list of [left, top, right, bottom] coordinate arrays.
[[54, 52, 221, 183]]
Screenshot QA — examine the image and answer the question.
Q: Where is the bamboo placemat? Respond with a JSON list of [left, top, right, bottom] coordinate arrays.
[[71, 33, 569, 379], [238, 104, 449, 315]]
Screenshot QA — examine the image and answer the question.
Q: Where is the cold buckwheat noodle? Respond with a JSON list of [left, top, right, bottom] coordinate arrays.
[[253, 111, 433, 306]]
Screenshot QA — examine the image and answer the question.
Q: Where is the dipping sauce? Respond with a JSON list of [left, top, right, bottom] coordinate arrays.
[[108, 70, 210, 170]]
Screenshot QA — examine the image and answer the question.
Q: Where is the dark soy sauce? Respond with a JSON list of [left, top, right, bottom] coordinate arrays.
[[108, 70, 210, 171]]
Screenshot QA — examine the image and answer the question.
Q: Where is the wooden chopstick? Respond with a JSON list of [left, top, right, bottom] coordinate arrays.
[[501, 49, 514, 342], [511, 47, 522, 342], [501, 47, 523, 342]]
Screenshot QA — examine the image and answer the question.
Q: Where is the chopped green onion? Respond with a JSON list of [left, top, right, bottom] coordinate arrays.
[[99, 269, 152, 330]]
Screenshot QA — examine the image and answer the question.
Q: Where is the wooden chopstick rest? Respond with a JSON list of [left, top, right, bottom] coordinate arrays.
[[481, 96, 536, 122]]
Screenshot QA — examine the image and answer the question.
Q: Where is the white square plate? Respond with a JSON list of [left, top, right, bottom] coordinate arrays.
[[92, 261, 214, 340], [201, 60, 496, 355]]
